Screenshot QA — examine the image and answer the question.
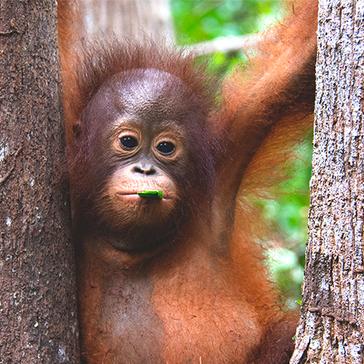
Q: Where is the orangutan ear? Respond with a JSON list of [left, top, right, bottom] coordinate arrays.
[[72, 121, 81, 139]]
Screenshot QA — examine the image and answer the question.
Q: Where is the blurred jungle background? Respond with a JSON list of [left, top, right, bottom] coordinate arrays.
[[172, 0, 312, 309]]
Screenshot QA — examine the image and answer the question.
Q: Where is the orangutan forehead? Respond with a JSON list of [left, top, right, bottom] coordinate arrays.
[[85, 68, 205, 125], [105, 68, 193, 100]]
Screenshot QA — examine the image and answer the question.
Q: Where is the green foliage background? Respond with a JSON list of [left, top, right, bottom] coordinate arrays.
[[171, 0, 312, 308]]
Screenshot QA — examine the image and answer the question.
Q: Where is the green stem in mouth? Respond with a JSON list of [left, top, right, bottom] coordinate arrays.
[[137, 190, 164, 199]]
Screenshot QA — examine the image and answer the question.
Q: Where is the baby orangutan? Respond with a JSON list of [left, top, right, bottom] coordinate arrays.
[[58, 1, 318, 363]]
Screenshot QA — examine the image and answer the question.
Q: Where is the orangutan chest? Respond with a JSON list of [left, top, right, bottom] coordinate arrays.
[[81, 281, 262, 364]]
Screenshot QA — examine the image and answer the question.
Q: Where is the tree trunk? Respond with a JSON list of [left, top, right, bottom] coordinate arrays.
[[290, 1, 364, 363], [0, 2, 79, 363], [80, 0, 175, 42]]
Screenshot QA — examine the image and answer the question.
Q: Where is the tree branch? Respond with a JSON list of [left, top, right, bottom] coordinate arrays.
[[183, 34, 260, 56]]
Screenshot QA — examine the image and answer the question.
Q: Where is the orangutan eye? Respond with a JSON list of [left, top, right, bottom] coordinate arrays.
[[120, 135, 138, 150], [156, 141, 176, 156]]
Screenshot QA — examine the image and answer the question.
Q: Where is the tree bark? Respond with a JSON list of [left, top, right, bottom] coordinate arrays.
[[80, 0, 175, 42], [0, 2, 79, 363], [290, 1, 364, 363]]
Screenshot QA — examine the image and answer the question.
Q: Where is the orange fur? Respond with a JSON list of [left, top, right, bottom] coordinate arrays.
[[58, 1, 318, 363], [217, 0, 317, 194], [57, 0, 86, 143]]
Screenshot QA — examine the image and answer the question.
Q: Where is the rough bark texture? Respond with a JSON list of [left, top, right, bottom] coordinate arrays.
[[81, 0, 175, 42], [290, 1, 364, 363], [0, 2, 79, 363]]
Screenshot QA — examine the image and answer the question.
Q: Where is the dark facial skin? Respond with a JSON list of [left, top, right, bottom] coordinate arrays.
[[73, 68, 215, 252]]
